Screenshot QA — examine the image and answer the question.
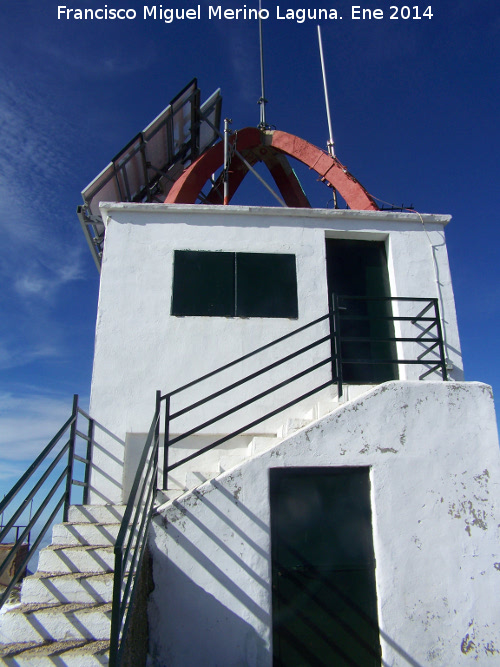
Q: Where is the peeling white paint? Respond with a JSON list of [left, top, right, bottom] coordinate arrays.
[[148, 381, 500, 667]]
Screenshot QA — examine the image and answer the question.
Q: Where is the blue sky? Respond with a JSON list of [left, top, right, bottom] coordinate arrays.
[[0, 0, 499, 497]]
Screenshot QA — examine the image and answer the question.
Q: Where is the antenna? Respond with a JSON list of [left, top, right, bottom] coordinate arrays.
[[317, 25, 338, 208], [257, 0, 268, 129], [317, 25, 335, 158]]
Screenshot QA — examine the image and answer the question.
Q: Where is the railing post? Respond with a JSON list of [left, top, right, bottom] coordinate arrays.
[[330, 293, 343, 398], [154, 390, 161, 490], [63, 394, 78, 523], [328, 294, 337, 385], [163, 394, 171, 490], [433, 298, 448, 381], [109, 547, 123, 667], [83, 415, 94, 505]]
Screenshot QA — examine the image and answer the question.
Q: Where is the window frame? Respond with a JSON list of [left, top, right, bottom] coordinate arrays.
[[171, 249, 299, 319]]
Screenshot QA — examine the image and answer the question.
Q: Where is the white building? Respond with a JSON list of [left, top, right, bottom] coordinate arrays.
[[92, 200, 500, 666]]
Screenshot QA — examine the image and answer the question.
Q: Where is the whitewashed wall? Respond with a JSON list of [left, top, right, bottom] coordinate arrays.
[[148, 381, 500, 667], [89, 204, 462, 503]]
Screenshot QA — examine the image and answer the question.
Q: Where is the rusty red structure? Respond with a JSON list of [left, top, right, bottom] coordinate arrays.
[[166, 127, 378, 211]]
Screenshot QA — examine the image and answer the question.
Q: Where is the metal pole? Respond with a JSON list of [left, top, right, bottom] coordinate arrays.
[[223, 118, 232, 205], [163, 395, 171, 490], [318, 25, 338, 208], [203, 116, 287, 207], [109, 547, 123, 667], [154, 391, 161, 491], [433, 299, 449, 381], [328, 294, 338, 388], [258, 0, 268, 129], [63, 395, 78, 522], [83, 416, 94, 505], [333, 294, 343, 398], [317, 25, 335, 158]]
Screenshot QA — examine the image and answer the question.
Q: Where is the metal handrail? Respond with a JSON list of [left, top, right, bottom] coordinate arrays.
[[162, 307, 341, 488], [109, 392, 161, 667], [0, 396, 95, 610], [160, 295, 447, 486], [335, 296, 448, 381], [109, 294, 446, 661]]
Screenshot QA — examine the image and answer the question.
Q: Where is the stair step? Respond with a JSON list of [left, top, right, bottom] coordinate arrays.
[[217, 454, 250, 472], [0, 639, 109, 666], [250, 435, 280, 455], [316, 398, 340, 417], [155, 489, 183, 506], [0, 602, 111, 643], [68, 505, 126, 524], [51, 522, 120, 547], [282, 417, 310, 436], [38, 545, 115, 574], [21, 572, 114, 605], [185, 471, 219, 488]]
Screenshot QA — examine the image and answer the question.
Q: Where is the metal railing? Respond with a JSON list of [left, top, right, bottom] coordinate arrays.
[[160, 295, 447, 488], [0, 395, 95, 610], [109, 393, 161, 667], [161, 309, 341, 489], [0, 295, 447, 657], [108, 294, 447, 663], [335, 295, 448, 382]]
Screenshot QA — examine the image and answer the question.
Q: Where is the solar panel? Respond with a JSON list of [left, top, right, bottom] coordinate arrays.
[[77, 79, 222, 270]]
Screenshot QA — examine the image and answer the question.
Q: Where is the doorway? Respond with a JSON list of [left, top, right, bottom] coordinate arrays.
[[270, 467, 381, 666], [326, 238, 397, 384]]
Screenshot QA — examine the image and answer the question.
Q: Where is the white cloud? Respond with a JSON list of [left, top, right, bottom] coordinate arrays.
[[13, 248, 84, 301], [0, 339, 59, 372], [0, 391, 87, 462]]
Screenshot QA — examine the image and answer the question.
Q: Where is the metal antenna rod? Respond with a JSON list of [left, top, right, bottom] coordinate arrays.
[[317, 25, 335, 158], [223, 118, 232, 205], [258, 0, 268, 129]]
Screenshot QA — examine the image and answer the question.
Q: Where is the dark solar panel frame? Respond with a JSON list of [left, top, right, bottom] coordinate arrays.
[[78, 80, 222, 270]]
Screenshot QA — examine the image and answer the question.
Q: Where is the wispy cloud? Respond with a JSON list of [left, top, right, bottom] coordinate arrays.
[[0, 71, 86, 359], [0, 391, 84, 463], [0, 337, 59, 372], [13, 249, 84, 302]]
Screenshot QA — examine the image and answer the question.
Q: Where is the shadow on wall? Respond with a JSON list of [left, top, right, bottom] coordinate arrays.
[[87, 421, 125, 504], [147, 558, 269, 666], [147, 464, 426, 667]]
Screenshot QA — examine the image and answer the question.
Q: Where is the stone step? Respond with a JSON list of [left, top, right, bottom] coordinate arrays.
[[155, 489, 183, 506], [166, 470, 220, 491], [21, 572, 114, 605], [249, 435, 280, 455], [217, 453, 250, 473], [184, 471, 219, 489], [38, 545, 115, 574], [67, 505, 126, 525], [51, 522, 120, 547], [280, 417, 310, 437], [0, 639, 109, 666], [316, 398, 340, 417], [0, 602, 112, 643]]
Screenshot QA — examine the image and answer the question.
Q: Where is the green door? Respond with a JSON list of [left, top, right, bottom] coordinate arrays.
[[271, 467, 381, 666], [326, 239, 397, 384]]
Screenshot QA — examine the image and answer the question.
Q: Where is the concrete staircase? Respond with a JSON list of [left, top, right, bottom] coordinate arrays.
[[0, 505, 125, 665], [164, 388, 371, 491], [157, 387, 372, 511]]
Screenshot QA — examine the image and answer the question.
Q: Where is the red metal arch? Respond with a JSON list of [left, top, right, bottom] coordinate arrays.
[[165, 127, 378, 211]]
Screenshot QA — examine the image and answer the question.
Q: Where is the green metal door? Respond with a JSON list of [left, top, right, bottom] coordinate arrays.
[[271, 467, 381, 666], [326, 239, 397, 384]]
